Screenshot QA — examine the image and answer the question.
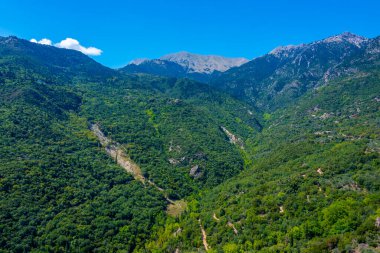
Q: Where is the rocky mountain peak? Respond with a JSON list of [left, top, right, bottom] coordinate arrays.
[[129, 58, 150, 65], [269, 44, 305, 57], [318, 32, 368, 47], [160, 51, 249, 74], [269, 32, 368, 58]]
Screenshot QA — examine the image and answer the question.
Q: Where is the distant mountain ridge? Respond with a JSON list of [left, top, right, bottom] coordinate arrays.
[[120, 51, 248, 82], [121, 32, 379, 102], [268, 32, 368, 57], [159, 51, 248, 74], [210, 32, 380, 109]]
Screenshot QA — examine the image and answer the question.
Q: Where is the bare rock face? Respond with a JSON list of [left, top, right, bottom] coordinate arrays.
[[376, 217, 380, 228], [160, 51, 248, 74], [189, 165, 202, 178], [129, 58, 149, 65], [122, 51, 248, 83], [169, 158, 179, 165], [221, 126, 244, 149], [269, 32, 368, 58]]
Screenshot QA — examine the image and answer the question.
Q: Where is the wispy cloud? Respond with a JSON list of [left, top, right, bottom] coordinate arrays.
[[30, 37, 102, 56]]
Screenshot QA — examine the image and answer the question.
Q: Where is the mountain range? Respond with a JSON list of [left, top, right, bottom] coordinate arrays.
[[211, 32, 380, 109], [123, 32, 380, 110], [0, 32, 379, 252], [121, 52, 248, 82]]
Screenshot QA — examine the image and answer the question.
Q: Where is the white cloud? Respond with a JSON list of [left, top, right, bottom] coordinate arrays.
[[55, 38, 102, 56], [30, 38, 52, 46], [39, 38, 53, 45], [30, 37, 102, 56]]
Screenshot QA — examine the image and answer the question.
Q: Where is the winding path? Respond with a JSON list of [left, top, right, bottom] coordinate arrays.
[[227, 221, 238, 235], [198, 219, 210, 251]]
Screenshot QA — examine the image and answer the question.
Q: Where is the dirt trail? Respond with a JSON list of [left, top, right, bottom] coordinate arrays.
[[227, 221, 238, 235], [91, 124, 177, 206], [213, 213, 220, 221], [198, 219, 210, 252]]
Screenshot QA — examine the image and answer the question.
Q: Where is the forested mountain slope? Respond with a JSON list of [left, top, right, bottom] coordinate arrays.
[[0, 77, 168, 252], [79, 75, 262, 198], [0, 36, 115, 82], [0, 37, 260, 252], [146, 68, 380, 252]]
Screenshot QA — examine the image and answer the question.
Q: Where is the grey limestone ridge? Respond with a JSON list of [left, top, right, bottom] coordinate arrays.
[[159, 51, 248, 74], [120, 51, 249, 82]]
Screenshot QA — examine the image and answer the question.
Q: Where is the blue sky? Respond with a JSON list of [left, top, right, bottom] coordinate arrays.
[[1, 0, 379, 68]]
